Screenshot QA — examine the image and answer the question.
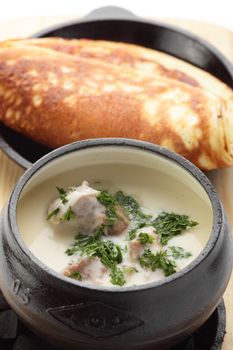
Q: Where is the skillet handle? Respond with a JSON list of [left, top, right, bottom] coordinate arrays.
[[84, 6, 138, 20]]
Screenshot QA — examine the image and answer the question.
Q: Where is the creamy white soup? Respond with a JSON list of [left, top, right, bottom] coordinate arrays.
[[17, 150, 213, 288]]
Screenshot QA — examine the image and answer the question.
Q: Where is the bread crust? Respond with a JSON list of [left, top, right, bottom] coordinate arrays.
[[0, 38, 233, 170]]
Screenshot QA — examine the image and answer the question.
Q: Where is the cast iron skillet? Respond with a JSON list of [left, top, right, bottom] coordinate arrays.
[[1, 5, 233, 169]]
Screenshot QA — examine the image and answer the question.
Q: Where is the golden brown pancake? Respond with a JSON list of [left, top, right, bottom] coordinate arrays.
[[0, 38, 233, 170], [10, 38, 232, 98]]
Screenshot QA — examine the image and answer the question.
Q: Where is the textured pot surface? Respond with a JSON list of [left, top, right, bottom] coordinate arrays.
[[0, 139, 232, 350]]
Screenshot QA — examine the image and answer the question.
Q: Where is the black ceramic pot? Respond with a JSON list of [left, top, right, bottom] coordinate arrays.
[[0, 138, 232, 350]]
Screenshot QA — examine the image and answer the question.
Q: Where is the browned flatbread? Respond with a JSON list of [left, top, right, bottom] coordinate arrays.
[[0, 38, 233, 170], [10, 38, 232, 99]]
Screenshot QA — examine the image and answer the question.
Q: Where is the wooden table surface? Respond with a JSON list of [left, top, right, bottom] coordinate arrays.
[[0, 14, 233, 350]]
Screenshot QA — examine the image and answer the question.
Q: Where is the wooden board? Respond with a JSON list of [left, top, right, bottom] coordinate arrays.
[[0, 15, 233, 349]]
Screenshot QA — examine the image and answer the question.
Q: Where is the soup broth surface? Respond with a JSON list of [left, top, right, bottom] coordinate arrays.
[[17, 156, 213, 287]]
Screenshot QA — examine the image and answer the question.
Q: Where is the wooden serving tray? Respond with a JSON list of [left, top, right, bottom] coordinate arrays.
[[0, 14, 233, 350]]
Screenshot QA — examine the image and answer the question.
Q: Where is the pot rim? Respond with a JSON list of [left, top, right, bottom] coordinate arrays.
[[8, 138, 223, 293]]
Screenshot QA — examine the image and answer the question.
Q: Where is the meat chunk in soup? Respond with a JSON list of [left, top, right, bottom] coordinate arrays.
[[64, 256, 108, 282], [129, 227, 159, 260], [48, 181, 106, 234], [108, 206, 130, 235]]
